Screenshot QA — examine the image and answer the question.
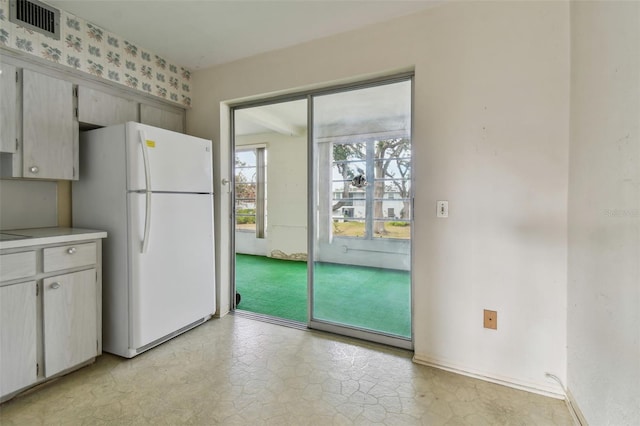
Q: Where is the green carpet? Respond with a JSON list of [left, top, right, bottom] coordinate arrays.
[[235, 254, 411, 338]]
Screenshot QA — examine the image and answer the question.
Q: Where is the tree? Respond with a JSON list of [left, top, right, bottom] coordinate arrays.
[[331, 138, 411, 237], [235, 155, 256, 207], [331, 143, 364, 212], [379, 138, 411, 220], [373, 138, 410, 235]]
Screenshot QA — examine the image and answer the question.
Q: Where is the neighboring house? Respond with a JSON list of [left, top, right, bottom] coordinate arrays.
[[333, 189, 406, 220]]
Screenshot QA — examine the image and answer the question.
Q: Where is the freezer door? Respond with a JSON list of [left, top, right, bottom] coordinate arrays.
[[128, 192, 215, 349], [126, 122, 213, 193]]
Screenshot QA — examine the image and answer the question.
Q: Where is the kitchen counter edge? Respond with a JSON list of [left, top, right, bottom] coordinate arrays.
[[0, 227, 108, 250]]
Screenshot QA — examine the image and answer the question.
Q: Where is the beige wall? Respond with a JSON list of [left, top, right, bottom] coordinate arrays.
[[568, 1, 640, 424], [0, 179, 58, 229], [189, 0, 570, 396]]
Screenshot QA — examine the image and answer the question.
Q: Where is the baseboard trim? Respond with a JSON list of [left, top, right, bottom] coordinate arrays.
[[565, 389, 588, 426], [214, 307, 230, 319], [413, 353, 565, 400]]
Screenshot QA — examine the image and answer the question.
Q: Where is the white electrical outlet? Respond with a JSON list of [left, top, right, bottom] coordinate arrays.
[[437, 200, 449, 218]]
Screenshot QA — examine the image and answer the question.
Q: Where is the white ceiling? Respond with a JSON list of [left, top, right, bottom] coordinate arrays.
[[46, 0, 439, 70], [235, 100, 308, 136], [235, 80, 411, 137]]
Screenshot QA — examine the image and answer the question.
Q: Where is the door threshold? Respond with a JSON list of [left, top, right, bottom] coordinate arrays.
[[232, 310, 413, 351], [232, 310, 308, 331]]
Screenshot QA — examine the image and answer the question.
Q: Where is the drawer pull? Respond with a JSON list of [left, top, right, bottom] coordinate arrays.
[[67, 247, 76, 255], [29, 165, 39, 174], [50, 282, 61, 290]]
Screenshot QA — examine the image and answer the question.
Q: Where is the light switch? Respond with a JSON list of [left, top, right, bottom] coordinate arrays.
[[437, 200, 448, 218]]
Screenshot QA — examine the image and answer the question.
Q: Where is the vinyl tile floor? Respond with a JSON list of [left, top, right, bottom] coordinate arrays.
[[0, 315, 574, 425]]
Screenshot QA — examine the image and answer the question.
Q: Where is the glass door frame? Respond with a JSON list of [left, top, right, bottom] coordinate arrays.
[[229, 72, 414, 350], [229, 94, 307, 316], [307, 75, 414, 350]]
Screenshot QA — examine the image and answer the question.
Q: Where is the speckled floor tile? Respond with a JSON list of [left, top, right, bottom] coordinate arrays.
[[0, 315, 574, 425]]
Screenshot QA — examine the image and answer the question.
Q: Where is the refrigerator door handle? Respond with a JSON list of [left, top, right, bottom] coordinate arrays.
[[141, 191, 151, 254], [138, 130, 152, 192], [139, 130, 152, 254]]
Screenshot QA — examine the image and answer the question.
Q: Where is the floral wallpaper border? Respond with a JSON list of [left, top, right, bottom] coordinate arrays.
[[0, 0, 191, 107]]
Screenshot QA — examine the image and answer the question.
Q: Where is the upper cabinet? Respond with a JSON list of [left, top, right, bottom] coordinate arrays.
[[0, 68, 78, 181], [140, 103, 185, 134], [77, 86, 138, 127], [77, 87, 185, 133], [22, 69, 78, 180], [0, 63, 18, 154], [0, 54, 187, 181]]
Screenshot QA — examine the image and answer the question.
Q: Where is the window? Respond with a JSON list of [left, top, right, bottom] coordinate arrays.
[[235, 147, 266, 237], [331, 138, 411, 239]]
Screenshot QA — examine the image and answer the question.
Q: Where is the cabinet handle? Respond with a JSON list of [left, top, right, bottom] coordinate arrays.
[[50, 282, 61, 290], [29, 166, 39, 174], [67, 247, 76, 254]]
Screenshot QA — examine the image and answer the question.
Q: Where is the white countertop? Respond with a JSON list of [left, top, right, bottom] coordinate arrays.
[[0, 227, 107, 250]]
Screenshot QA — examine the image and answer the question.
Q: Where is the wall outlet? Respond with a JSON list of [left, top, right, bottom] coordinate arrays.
[[484, 309, 497, 330]]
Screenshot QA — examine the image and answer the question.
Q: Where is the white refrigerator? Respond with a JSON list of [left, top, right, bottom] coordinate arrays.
[[72, 122, 215, 358]]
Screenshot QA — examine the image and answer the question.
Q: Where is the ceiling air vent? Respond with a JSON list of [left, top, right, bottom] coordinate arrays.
[[9, 0, 60, 40]]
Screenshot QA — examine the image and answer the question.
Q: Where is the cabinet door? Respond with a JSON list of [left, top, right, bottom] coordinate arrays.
[[0, 281, 37, 397], [0, 63, 17, 153], [78, 86, 138, 127], [43, 269, 97, 377], [22, 69, 77, 180], [140, 103, 185, 133]]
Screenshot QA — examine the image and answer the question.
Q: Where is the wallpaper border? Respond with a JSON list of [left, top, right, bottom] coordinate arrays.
[[0, 0, 191, 107]]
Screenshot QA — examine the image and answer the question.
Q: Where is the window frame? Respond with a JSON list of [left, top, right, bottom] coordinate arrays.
[[234, 145, 267, 238], [329, 138, 411, 240]]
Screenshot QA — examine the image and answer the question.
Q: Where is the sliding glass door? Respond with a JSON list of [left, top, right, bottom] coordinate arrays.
[[309, 78, 413, 347], [231, 76, 413, 347], [233, 100, 309, 323]]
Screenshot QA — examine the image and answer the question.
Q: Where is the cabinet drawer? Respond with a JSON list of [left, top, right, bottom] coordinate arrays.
[[0, 251, 36, 282], [43, 243, 96, 273]]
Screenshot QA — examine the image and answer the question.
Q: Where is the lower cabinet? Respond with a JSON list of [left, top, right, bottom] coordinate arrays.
[[0, 236, 103, 402], [0, 280, 37, 397], [43, 269, 97, 377]]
